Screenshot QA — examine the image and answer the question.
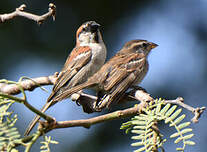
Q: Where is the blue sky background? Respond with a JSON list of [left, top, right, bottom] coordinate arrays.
[[0, 0, 207, 151]]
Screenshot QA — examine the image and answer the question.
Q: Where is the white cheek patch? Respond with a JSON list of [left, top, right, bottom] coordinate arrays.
[[74, 51, 91, 60], [79, 33, 91, 44]]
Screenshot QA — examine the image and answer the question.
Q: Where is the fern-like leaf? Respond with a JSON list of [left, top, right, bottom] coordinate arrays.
[[121, 98, 195, 152], [0, 97, 20, 151], [40, 136, 58, 152]]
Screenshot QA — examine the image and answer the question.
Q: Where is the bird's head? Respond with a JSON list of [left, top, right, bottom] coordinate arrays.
[[121, 40, 158, 56], [76, 21, 102, 45]]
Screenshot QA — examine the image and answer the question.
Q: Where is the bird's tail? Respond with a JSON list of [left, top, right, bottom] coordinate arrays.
[[24, 81, 94, 136], [24, 101, 53, 136]]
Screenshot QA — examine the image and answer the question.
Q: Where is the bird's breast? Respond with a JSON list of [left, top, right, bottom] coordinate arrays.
[[90, 42, 107, 73], [133, 61, 149, 85]]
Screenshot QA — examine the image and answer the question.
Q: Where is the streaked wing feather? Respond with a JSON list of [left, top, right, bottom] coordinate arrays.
[[61, 46, 92, 71], [52, 47, 92, 92], [104, 68, 128, 91], [107, 72, 137, 106], [103, 53, 145, 91], [101, 53, 146, 108]]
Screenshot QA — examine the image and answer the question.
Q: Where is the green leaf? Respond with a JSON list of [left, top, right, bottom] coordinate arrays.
[[11, 149, 19, 152], [174, 134, 194, 144], [177, 122, 191, 130], [165, 105, 177, 117], [155, 103, 161, 114], [133, 125, 146, 129], [182, 134, 194, 140], [169, 114, 185, 126], [125, 128, 132, 134], [165, 109, 182, 123], [146, 121, 154, 128], [122, 98, 195, 152], [180, 128, 192, 134], [131, 141, 144, 146], [174, 137, 183, 144], [170, 132, 180, 138], [145, 131, 154, 138], [145, 137, 154, 144], [169, 109, 182, 120], [40, 136, 58, 151], [40, 145, 47, 149], [134, 146, 146, 152], [185, 140, 195, 145], [131, 135, 144, 140], [160, 104, 171, 115], [50, 140, 58, 144], [176, 147, 184, 151], [131, 129, 146, 134], [134, 115, 148, 120], [132, 120, 146, 125], [0, 137, 5, 141]]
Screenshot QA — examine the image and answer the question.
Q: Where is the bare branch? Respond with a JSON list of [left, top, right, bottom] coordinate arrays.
[[18, 104, 144, 145], [123, 90, 206, 123], [0, 92, 54, 122], [0, 74, 205, 123], [41, 96, 205, 133], [0, 3, 56, 24], [42, 104, 145, 133], [165, 97, 206, 123], [73, 91, 206, 123], [55, 106, 140, 128], [0, 75, 57, 95]]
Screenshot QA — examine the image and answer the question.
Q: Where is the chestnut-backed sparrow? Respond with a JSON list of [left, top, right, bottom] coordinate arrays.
[[53, 40, 158, 110], [25, 21, 107, 135]]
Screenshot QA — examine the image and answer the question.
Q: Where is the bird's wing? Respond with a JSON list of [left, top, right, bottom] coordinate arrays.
[[99, 53, 146, 108], [103, 53, 145, 91], [47, 46, 92, 102], [49, 54, 128, 102], [25, 45, 92, 136]]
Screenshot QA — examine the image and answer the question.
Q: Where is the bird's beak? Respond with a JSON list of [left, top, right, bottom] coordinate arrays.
[[149, 42, 158, 49], [90, 21, 101, 33], [91, 21, 101, 28]]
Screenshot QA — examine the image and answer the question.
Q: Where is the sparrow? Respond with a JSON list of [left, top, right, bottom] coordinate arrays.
[[24, 21, 107, 135], [53, 39, 158, 110]]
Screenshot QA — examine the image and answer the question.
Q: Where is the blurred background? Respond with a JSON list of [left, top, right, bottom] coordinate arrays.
[[0, 0, 207, 151]]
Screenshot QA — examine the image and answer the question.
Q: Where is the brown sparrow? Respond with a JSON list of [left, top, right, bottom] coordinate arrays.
[[54, 40, 158, 110], [25, 21, 107, 135]]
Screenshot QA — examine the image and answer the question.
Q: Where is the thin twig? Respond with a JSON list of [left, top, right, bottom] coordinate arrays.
[[43, 103, 145, 133], [165, 97, 206, 123], [0, 75, 57, 95], [12, 104, 144, 147], [40, 96, 205, 133], [0, 74, 205, 122], [125, 90, 205, 123], [0, 3, 56, 24], [72, 91, 206, 123], [0, 93, 54, 122], [25, 131, 41, 152]]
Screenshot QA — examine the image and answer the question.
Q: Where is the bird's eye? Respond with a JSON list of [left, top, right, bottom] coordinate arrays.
[[82, 27, 86, 31], [134, 45, 140, 50], [142, 43, 148, 47]]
